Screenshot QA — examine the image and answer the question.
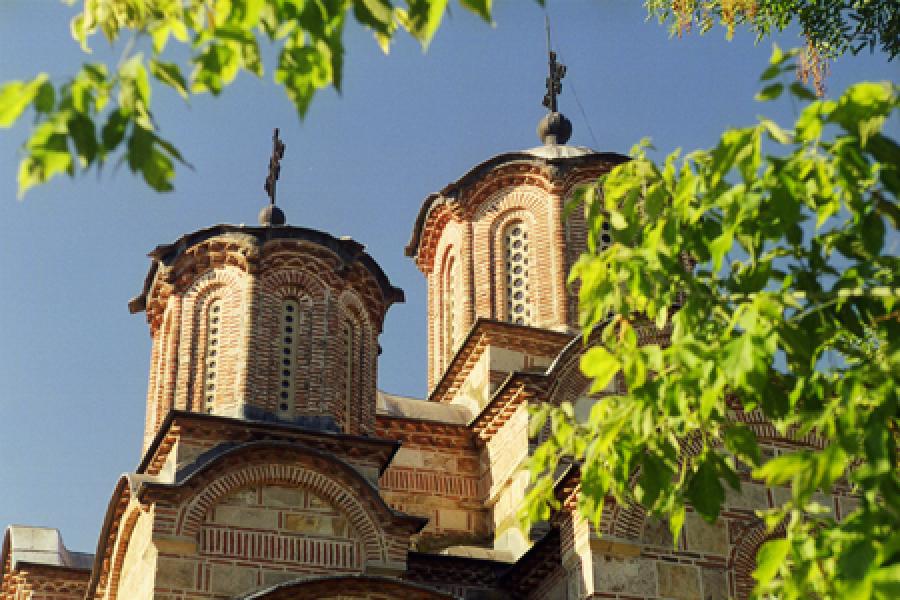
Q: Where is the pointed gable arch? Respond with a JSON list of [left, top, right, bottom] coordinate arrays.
[[244, 574, 455, 600], [139, 442, 424, 570]]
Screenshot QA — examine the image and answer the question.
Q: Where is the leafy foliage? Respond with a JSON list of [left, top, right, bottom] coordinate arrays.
[[646, 1, 898, 95], [0, 0, 493, 197], [524, 47, 899, 598], [646, 0, 900, 60]]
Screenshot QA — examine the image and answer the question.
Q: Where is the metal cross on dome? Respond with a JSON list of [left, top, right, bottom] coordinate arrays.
[[542, 17, 566, 113], [264, 128, 286, 206]]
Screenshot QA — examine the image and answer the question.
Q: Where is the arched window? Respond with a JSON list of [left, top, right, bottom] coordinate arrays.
[[443, 256, 458, 363], [504, 222, 531, 325], [599, 217, 612, 251], [342, 320, 355, 432], [278, 300, 300, 417], [203, 300, 222, 413]]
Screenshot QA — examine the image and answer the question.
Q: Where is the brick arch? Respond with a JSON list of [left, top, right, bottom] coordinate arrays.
[[248, 575, 455, 600], [85, 476, 133, 600], [173, 449, 403, 566], [104, 502, 144, 600], [338, 288, 373, 332], [337, 290, 376, 435], [415, 202, 459, 275], [472, 184, 550, 223], [728, 520, 786, 600], [490, 210, 539, 323], [472, 186, 555, 327], [260, 265, 329, 299], [180, 266, 247, 412], [436, 243, 460, 373], [462, 167, 553, 222]]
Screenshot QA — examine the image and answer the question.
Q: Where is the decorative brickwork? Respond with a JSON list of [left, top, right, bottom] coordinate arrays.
[[408, 153, 626, 391], [133, 228, 402, 449], [376, 416, 488, 548], [247, 575, 455, 599], [404, 552, 507, 598], [0, 562, 90, 600], [6, 138, 855, 600]]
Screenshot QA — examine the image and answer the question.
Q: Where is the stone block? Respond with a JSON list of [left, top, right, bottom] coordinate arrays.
[[211, 505, 277, 529], [487, 347, 525, 372], [657, 562, 701, 600], [725, 482, 769, 511], [839, 496, 861, 520], [438, 509, 468, 530], [423, 451, 456, 471], [702, 567, 728, 600], [222, 488, 259, 506], [307, 493, 332, 511], [261, 485, 306, 508], [284, 514, 350, 537], [772, 486, 790, 506], [210, 564, 258, 596], [641, 516, 674, 548], [686, 513, 728, 556], [592, 555, 657, 596], [390, 448, 424, 468], [156, 557, 196, 590], [811, 491, 835, 516], [263, 570, 301, 586]]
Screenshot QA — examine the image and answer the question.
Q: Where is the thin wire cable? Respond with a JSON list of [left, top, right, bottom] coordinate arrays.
[[558, 47, 600, 149], [545, 10, 599, 148]]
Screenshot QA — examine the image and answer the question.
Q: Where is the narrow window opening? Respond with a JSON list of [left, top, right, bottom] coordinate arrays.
[[343, 321, 355, 433], [279, 300, 300, 416], [444, 257, 458, 364], [504, 223, 532, 325], [203, 300, 222, 412]]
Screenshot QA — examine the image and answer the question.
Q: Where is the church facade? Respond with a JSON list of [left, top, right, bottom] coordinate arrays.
[[1, 107, 858, 600]]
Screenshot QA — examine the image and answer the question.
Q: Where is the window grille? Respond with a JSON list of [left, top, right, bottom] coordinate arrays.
[[343, 321, 354, 432], [278, 300, 299, 416], [504, 223, 532, 325], [203, 300, 222, 413], [444, 257, 458, 362]]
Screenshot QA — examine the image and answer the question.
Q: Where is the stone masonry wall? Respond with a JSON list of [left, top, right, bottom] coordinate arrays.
[[376, 417, 488, 551], [483, 402, 530, 557]]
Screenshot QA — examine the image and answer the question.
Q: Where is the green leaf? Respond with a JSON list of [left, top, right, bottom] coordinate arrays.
[[668, 505, 685, 546], [0, 74, 48, 127], [760, 118, 792, 144], [580, 346, 621, 393], [723, 334, 756, 387], [67, 113, 98, 167], [142, 147, 175, 192], [403, 0, 448, 48], [33, 81, 56, 114], [150, 59, 189, 99], [789, 81, 817, 101], [753, 451, 809, 486], [685, 458, 724, 521], [17, 121, 73, 198], [872, 564, 900, 598], [755, 83, 784, 102], [838, 540, 876, 581], [637, 452, 674, 509], [352, 0, 394, 35], [723, 424, 761, 466], [460, 0, 492, 22], [753, 538, 789, 585], [101, 109, 129, 151]]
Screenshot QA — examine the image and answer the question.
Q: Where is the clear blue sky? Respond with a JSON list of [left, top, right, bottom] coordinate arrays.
[[0, 1, 896, 553]]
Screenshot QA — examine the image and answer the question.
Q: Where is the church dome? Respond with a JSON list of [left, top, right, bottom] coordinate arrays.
[[130, 223, 403, 449]]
